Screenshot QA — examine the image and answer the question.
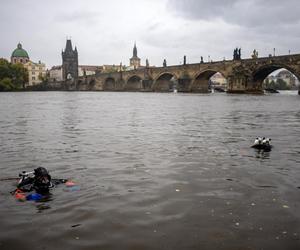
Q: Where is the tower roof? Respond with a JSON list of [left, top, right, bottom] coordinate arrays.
[[131, 42, 140, 60], [64, 39, 74, 52], [133, 42, 137, 57], [11, 43, 29, 58]]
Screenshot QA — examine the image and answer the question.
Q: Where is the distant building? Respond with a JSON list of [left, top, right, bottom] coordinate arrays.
[[210, 72, 227, 87], [11, 43, 29, 64], [49, 64, 104, 82], [62, 39, 78, 81], [102, 64, 123, 73], [129, 42, 141, 69], [78, 65, 102, 76], [49, 65, 63, 82], [24, 60, 46, 86], [11, 43, 46, 86], [264, 69, 299, 88], [276, 70, 297, 87]]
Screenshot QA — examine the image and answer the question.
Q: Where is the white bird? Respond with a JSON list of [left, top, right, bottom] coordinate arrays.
[[265, 138, 271, 145], [258, 137, 263, 145]]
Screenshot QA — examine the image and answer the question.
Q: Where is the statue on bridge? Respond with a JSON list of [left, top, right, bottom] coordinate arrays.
[[183, 55, 186, 65], [251, 49, 258, 59], [200, 56, 204, 63], [163, 59, 167, 67], [233, 48, 237, 60], [233, 48, 241, 60], [146, 59, 149, 68]]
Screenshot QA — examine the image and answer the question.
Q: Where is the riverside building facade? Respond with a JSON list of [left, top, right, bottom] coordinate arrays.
[[11, 43, 46, 86]]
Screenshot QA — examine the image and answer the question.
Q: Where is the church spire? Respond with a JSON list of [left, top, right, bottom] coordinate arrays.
[[133, 42, 137, 58], [130, 42, 141, 69]]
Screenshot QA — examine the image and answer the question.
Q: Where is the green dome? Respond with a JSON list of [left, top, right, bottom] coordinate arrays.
[[11, 43, 29, 58]]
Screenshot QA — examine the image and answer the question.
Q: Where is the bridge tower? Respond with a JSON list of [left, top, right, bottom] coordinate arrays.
[[62, 39, 78, 81], [130, 42, 141, 69]]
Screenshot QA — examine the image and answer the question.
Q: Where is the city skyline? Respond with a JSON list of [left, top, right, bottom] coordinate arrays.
[[1, 0, 300, 68]]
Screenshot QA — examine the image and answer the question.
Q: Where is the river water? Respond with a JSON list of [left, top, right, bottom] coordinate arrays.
[[0, 91, 299, 250]]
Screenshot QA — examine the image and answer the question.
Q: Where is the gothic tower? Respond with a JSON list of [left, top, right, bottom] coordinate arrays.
[[130, 42, 141, 69], [62, 39, 78, 81]]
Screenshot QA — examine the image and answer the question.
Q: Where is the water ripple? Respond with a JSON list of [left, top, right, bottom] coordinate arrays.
[[0, 91, 300, 250]]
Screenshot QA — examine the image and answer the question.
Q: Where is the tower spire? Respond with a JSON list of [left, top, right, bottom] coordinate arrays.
[[133, 42, 137, 58], [65, 39, 73, 52], [130, 41, 141, 69]]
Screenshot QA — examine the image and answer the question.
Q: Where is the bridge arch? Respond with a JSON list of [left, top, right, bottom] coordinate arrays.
[[153, 72, 178, 92], [191, 70, 223, 92], [253, 64, 300, 83], [103, 77, 116, 90], [253, 64, 300, 90], [124, 75, 143, 91]]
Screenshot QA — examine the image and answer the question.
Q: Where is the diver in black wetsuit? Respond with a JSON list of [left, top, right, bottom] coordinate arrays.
[[17, 167, 67, 194]]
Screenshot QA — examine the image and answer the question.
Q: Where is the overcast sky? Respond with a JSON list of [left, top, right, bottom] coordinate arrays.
[[1, 0, 300, 68]]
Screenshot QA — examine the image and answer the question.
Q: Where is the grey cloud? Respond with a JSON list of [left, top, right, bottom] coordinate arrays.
[[55, 10, 101, 24], [1, 0, 299, 67], [167, 0, 300, 28], [146, 22, 162, 32], [167, 0, 238, 20]]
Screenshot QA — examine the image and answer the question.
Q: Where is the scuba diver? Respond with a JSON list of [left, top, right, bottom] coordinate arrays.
[[17, 167, 54, 194], [13, 167, 70, 200]]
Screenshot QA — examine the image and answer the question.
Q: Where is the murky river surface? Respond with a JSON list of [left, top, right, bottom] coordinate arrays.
[[0, 91, 299, 250]]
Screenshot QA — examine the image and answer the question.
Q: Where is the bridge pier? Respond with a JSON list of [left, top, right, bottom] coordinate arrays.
[[227, 74, 247, 93], [227, 75, 263, 94], [177, 78, 191, 92], [227, 64, 264, 94], [114, 79, 123, 91], [142, 79, 153, 91]]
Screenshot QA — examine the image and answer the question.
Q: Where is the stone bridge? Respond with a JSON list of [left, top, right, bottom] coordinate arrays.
[[75, 54, 300, 93]]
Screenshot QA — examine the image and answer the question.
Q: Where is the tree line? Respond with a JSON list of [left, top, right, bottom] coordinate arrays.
[[265, 78, 296, 90], [0, 58, 28, 91]]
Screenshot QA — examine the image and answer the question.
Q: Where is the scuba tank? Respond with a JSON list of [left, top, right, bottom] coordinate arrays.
[[17, 171, 35, 192], [18, 171, 34, 184]]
